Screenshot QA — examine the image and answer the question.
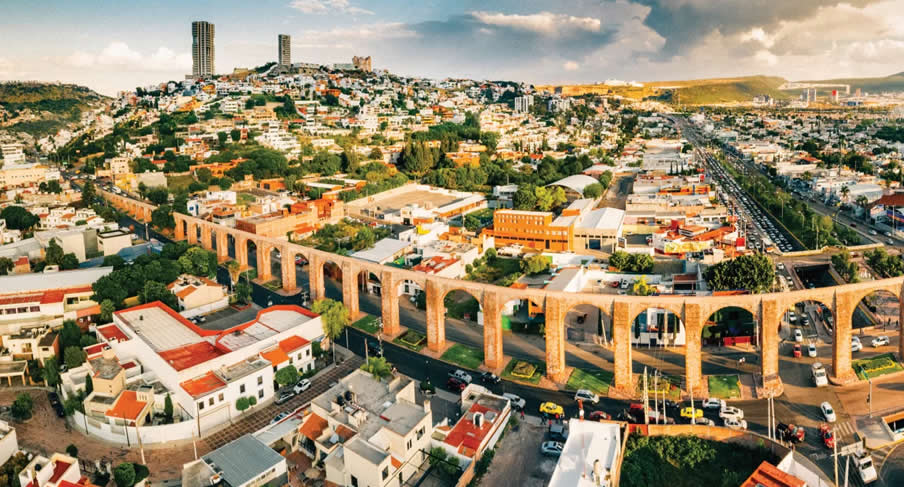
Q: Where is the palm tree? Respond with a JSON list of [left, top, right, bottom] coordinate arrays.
[[227, 260, 241, 292], [840, 185, 851, 203], [361, 356, 393, 380], [856, 195, 870, 220]]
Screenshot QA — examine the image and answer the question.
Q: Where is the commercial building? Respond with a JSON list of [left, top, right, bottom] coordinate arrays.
[[278, 34, 291, 67], [434, 384, 511, 463], [0, 266, 111, 333], [97, 229, 132, 256], [182, 434, 287, 487], [487, 209, 572, 252], [1, 144, 25, 164], [0, 163, 51, 188], [547, 419, 621, 487], [301, 369, 433, 487], [191, 21, 215, 77]]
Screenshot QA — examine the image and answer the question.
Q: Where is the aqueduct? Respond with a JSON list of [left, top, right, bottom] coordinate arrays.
[[102, 190, 904, 396]]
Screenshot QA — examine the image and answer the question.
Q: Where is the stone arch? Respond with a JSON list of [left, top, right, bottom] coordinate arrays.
[[440, 286, 484, 323], [851, 287, 900, 332], [700, 305, 758, 348]]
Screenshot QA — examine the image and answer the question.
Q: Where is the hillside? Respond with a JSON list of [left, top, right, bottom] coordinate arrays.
[[536, 76, 790, 105], [0, 82, 108, 138], [799, 72, 904, 93]]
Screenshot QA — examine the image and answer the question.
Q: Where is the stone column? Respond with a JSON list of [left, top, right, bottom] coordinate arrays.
[[683, 303, 705, 397], [425, 279, 446, 352], [281, 246, 296, 292], [899, 291, 904, 363], [200, 225, 212, 251], [545, 297, 567, 383], [833, 294, 857, 383], [341, 262, 359, 319], [380, 271, 400, 336], [235, 236, 248, 268], [611, 301, 633, 393], [174, 216, 185, 241], [257, 244, 272, 282], [482, 291, 504, 370], [216, 232, 229, 262], [187, 222, 198, 245], [760, 299, 781, 390], [308, 255, 325, 302]]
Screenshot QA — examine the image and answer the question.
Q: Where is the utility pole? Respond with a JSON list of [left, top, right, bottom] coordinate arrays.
[[653, 372, 659, 424], [868, 377, 873, 417], [643, 367, 649, 425], [833, 431, 839, 487]]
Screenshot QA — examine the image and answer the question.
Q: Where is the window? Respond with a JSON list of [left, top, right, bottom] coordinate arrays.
[[258, 389, 264, 399], [297, 353, 303, 360], [240, 384, 246, 394], [416, 427, 425, 440], [257, 376, 263, 385], [305, 349, 310, 357], [382, 466, 389, 480], [218, 393, 224, 402], [208, 397, 214, 406], [198, 401, 205, 411], [407, 439, 412, 451], [350, 476, 358, 487]]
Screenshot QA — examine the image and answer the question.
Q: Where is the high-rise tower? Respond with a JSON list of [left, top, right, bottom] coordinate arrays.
[[278, 34, 291, 67], [192, 21, 215, 77]]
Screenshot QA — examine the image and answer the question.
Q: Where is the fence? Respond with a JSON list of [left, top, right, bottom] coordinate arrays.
[[69, 410, 198, 445]]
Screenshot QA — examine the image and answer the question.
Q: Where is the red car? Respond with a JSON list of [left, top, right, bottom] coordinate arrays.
[[446, 377, 467, 392], [610, 281, 620, 288], [792, 344, 802, 358], [589, 411, 612, 421], [819, 424, 835, 449]]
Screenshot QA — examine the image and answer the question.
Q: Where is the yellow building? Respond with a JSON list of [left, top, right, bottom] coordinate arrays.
[[0, 163, 48, 188]]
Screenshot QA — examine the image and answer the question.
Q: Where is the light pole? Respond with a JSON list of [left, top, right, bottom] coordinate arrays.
[[868, 376, 873, 417]]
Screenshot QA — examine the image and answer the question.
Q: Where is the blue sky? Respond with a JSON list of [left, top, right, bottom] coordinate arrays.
[[3, 0, 904, 95]]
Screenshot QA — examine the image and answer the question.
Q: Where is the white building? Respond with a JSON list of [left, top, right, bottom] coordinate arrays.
[[548, 419, 621, 487], [182, 434, 287, 487], [1, 144, 25, 164]]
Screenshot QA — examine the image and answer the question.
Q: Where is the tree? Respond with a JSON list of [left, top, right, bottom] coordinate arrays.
[[42, 356, 61, 388], [178, 247, 217, 277], [832, 249, 859, 283], [275, 365, 299, 387], [138, 280, 178, 309], [44, 239, 65, 266], [151, 204, 175, 230], [85, 374, 93, 395], [633, 275, 654, 296], [235, 280, 252, 305], [11, 393, 33, 421], [66, 444, 79, 458], [217, 131, 228, 147], [428, 446, 461, 482], [113, 463, 136, 487], [608, 251, 630, 271], [311, 299, 349, 363], [583, 183, 604, 198], [163, 394, 174, 423], [102, 255, 126, 270], [1, 205, 39, 231], [146, 187, 169, 205], [81, 180, 97, 205], [361, 356, 393, 380], [60, 320, 82, 350], [513, 185, 537, 210], [230, 128, 241, 142], [196, 167, 213, 184], [704, 254, 775, 293], [0, 257, 12, 275], [521, 254, 550, 275], [61, 253, 79, 270], [64, 346, 87, 370], [627, 254, 654, 273]]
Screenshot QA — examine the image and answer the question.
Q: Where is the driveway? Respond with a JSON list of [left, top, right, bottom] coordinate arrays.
[[478, 420, 554, 487]]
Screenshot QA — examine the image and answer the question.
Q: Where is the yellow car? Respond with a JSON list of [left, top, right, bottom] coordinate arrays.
[[680, 407, 703, 419], [539, 402, 564, 417]]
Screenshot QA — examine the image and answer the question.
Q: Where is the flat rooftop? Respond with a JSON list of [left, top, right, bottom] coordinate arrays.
[[548, 419, 621, 487]]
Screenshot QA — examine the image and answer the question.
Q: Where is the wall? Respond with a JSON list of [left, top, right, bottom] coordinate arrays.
[[70, 410, 198, 444]]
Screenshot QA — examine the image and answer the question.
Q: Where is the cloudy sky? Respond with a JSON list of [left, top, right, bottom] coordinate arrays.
[[2, 0, 904, 95]]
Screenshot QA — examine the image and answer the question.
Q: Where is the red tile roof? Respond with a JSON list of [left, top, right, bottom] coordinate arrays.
[[181, 371, 227, 398], [300, 413, 328, 441], [279, 335, 310, 353], [740, 461, 806, 487], [106, 390, 147, 422], [260, 347, 290, 366], [96, 324, 129, 343], [159, 341, 226, 371], [49, 459, 72, 483], [444, 403, 498, 457]]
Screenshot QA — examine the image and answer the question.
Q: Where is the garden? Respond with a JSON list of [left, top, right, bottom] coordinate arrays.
[[566, 368, 613, 396], [501, 358, 545, 385], [707, 375, 741, 399], [440, 344, 484, 370], [351, 315, 382, 334], [852, 353, 904, 380], [393, 329, 426, 351], [634, 374, 682, 400]]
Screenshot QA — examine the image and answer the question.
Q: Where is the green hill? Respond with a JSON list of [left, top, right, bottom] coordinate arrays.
[[0, 82, 107, 137], [650, 76, 791, 105]]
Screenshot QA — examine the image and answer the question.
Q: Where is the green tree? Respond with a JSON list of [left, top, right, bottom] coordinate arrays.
[[235, 280, 252, 305], [633, 276, 654, 296], [704, 254, 775, 293], [85, 374, 93, 395], [196, 167, 213, 183], [64, 346, 87, 370], [113, 462, 136, 487], [42, 356, 61, 388], [0, 257, 12, 276], [151, 204, 175, 230], [512, 185, 537, 210], [146, 187, 169, 205], [230, 128, 241, 142], [44, 239, 65, 266], [102, 255, 126, 270], [178, 247, 217, 277], [66, 444, 79, 458], [275, 365, 300, 387], [608, 251, 630, 271], [217, 131, 227, 147], [60, 320, 82, 349], [81, 180, 97, 205], [163, 394, 174, 423], [361, 356, 393, 380], [521, 254, 550, 275], [831, 249, 859, 283], [11, 393, 33, 421], [138, 280, 178, 309], [583, 183, 604, 198], [311, 299, 349, 363], [1, 205, 39, 231], [627, 254, 654, 273], [428, 446, 461, 482], [61, 253, 79, 270]]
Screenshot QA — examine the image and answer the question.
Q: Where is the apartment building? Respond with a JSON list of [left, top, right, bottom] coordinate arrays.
[[1, 144, 25, 164], [300, 369, 433, 487], [0, 267, 111, 334], [485, 209, 572, 252], [191, 21, 215, 77], [182, 434, 287, 487]]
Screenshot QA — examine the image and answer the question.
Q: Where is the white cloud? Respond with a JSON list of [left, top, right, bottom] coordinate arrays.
[[288, 0, 373, 15], [741, 28, 775, 48], [563, 60, 580, 71], [64, 42, 189, 72], [471, 11, 601, 36]]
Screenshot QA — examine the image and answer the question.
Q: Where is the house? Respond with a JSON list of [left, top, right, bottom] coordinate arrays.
[[17, 452, 93, 487], [167, 275, 229, 318], [97, 229, 132, 256], [0, 420, 18, 468], [1, 326, 59, 363], [434, 384, 511, 463], [182, 434, 287, 487]]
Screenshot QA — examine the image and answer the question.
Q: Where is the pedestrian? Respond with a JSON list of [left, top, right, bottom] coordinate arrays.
[[520, 410, 525, 420]]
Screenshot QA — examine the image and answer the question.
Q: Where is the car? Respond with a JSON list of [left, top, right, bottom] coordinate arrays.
[[719, 406, 744, 420], [574, 389, 600, 404], [540, 441, 564, 457], [47, 391, 60, 406], [812, 363, 829, 387], [850, 222, 857, 228], [793, 328, 803, 342], [450, 369, 472, 384], [548, 423, 569, 442], [293, 378, 311, 394], [852, 336, 863, 352], [680, 407, 703, 419], [503, 393, 525, 411], [857, 453, 878, 483], [776, 422, 805, 443], [777, 262, 785, 271], [889, 239, 895, 245], [620, 279, 629, 290], [480, 371, 501, 384], [701, 398, 725, 409], [662, 399, 680, 409], [588, 411, 612, 421], [271, 411, 290, 424], [366, 340, 383, 357], [723, 417, 748, 430], [819, 424, 835, 449], [821, 401, 837, 423], [870, 230, 878, 236], [871, 335, 890, 347], [807, 343, 817, 357], [792, 344, 802, 358], [610, 280, 620, 288], [692, 417, 715, 426], [539, 402, 564, 418], [275, 390, 295, 405], [446, 377, 467, 392]]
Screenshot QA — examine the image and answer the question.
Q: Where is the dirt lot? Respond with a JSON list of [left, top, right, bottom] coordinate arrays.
[[479, 420, 557, 487]]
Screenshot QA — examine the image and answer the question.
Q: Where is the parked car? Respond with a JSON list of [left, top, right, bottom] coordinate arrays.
[[367, 340, 383, 357], [857, 453, 878, 484], [480, 371, 501, 384], [792, 344, 802, 358], [821, 401, 837, 423], [588, 411, 611, 421], [275, 390, 295, 405], [539, 402, 564, 418], [807, 343, 817, 357], [271, 411, 290, 424], [450, 369, 472, 384], [540, 441, 564, 457], [852, 336, 863, 352], [776, 423, 805, 443], [723, 417, 748, 430], [701, 398, 725, 409], [819, 424, 835, 449], [680, 407, 703, 419], [548, 423, 569, 442], [692, 417, 715, 426], [574, 389, 600, 404], [620, 279, 629, 290], [793, 328, 803, 342], [503, 393, 525, 411], [446, 377, 467, 392], [719, 406, 744, 420], [293, 378, 311, 394], [871, 335, 890, 348]]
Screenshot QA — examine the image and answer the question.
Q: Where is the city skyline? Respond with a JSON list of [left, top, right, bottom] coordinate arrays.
[[2, 0, 904, 95]]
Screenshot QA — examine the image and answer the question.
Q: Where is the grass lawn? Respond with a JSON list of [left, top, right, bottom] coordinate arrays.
[[635, 374, 682, 400], [166, 174, 195, 192], [237, 192, 257, 206], [351, 315, 381, 334], [566, 368, 613, 396], [708, 375, 741, 399], [263, 279, 282, 291], [393, 330, 427, 352], [853, 353, 904, 380], [440, 344, 484, 370], [502, 358, 545, 385], [466, 257, 524, 285]]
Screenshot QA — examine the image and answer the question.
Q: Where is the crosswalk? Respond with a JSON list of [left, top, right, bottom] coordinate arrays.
[[834, 420, 857, 443]]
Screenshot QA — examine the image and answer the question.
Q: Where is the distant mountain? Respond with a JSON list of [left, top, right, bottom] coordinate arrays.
[[797, 72, 904, 94], [0, 82, 108, 138]]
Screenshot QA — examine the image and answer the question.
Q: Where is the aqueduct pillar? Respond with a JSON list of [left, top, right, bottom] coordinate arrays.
[[482, 291, 504, 370], [380, 271, 400, 336], [425, 279, 446, 352]]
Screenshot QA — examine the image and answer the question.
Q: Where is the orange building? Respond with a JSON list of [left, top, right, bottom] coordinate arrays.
[[191, 159, 241, 178], [235, 209, 318, 238], [484, 209, 572, 252]]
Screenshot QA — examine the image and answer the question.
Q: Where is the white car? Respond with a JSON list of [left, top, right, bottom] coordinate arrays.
[[723, 417, 748, 430], [857, 454, 878, 483], [574, 389, 600, 404], [293, 378, 311, 394], [793, 329, 803, 342], [540, 441, 564, 457], [821, 401, 837, 423], [701, 398, 725, 409], [789, 312, 798, 323], [503, 393, 525, 411], [852, 336, 863, 352], [812, 367, 828, 387], [872, 335, 890, 347], [719, 406, 744, 420], [451, 369, 472, 384], [807, 343, 817, 358], [692, 417, 715, 426]]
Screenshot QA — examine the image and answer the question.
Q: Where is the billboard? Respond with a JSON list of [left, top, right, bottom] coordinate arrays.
[[886, 207, 904, 224]]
